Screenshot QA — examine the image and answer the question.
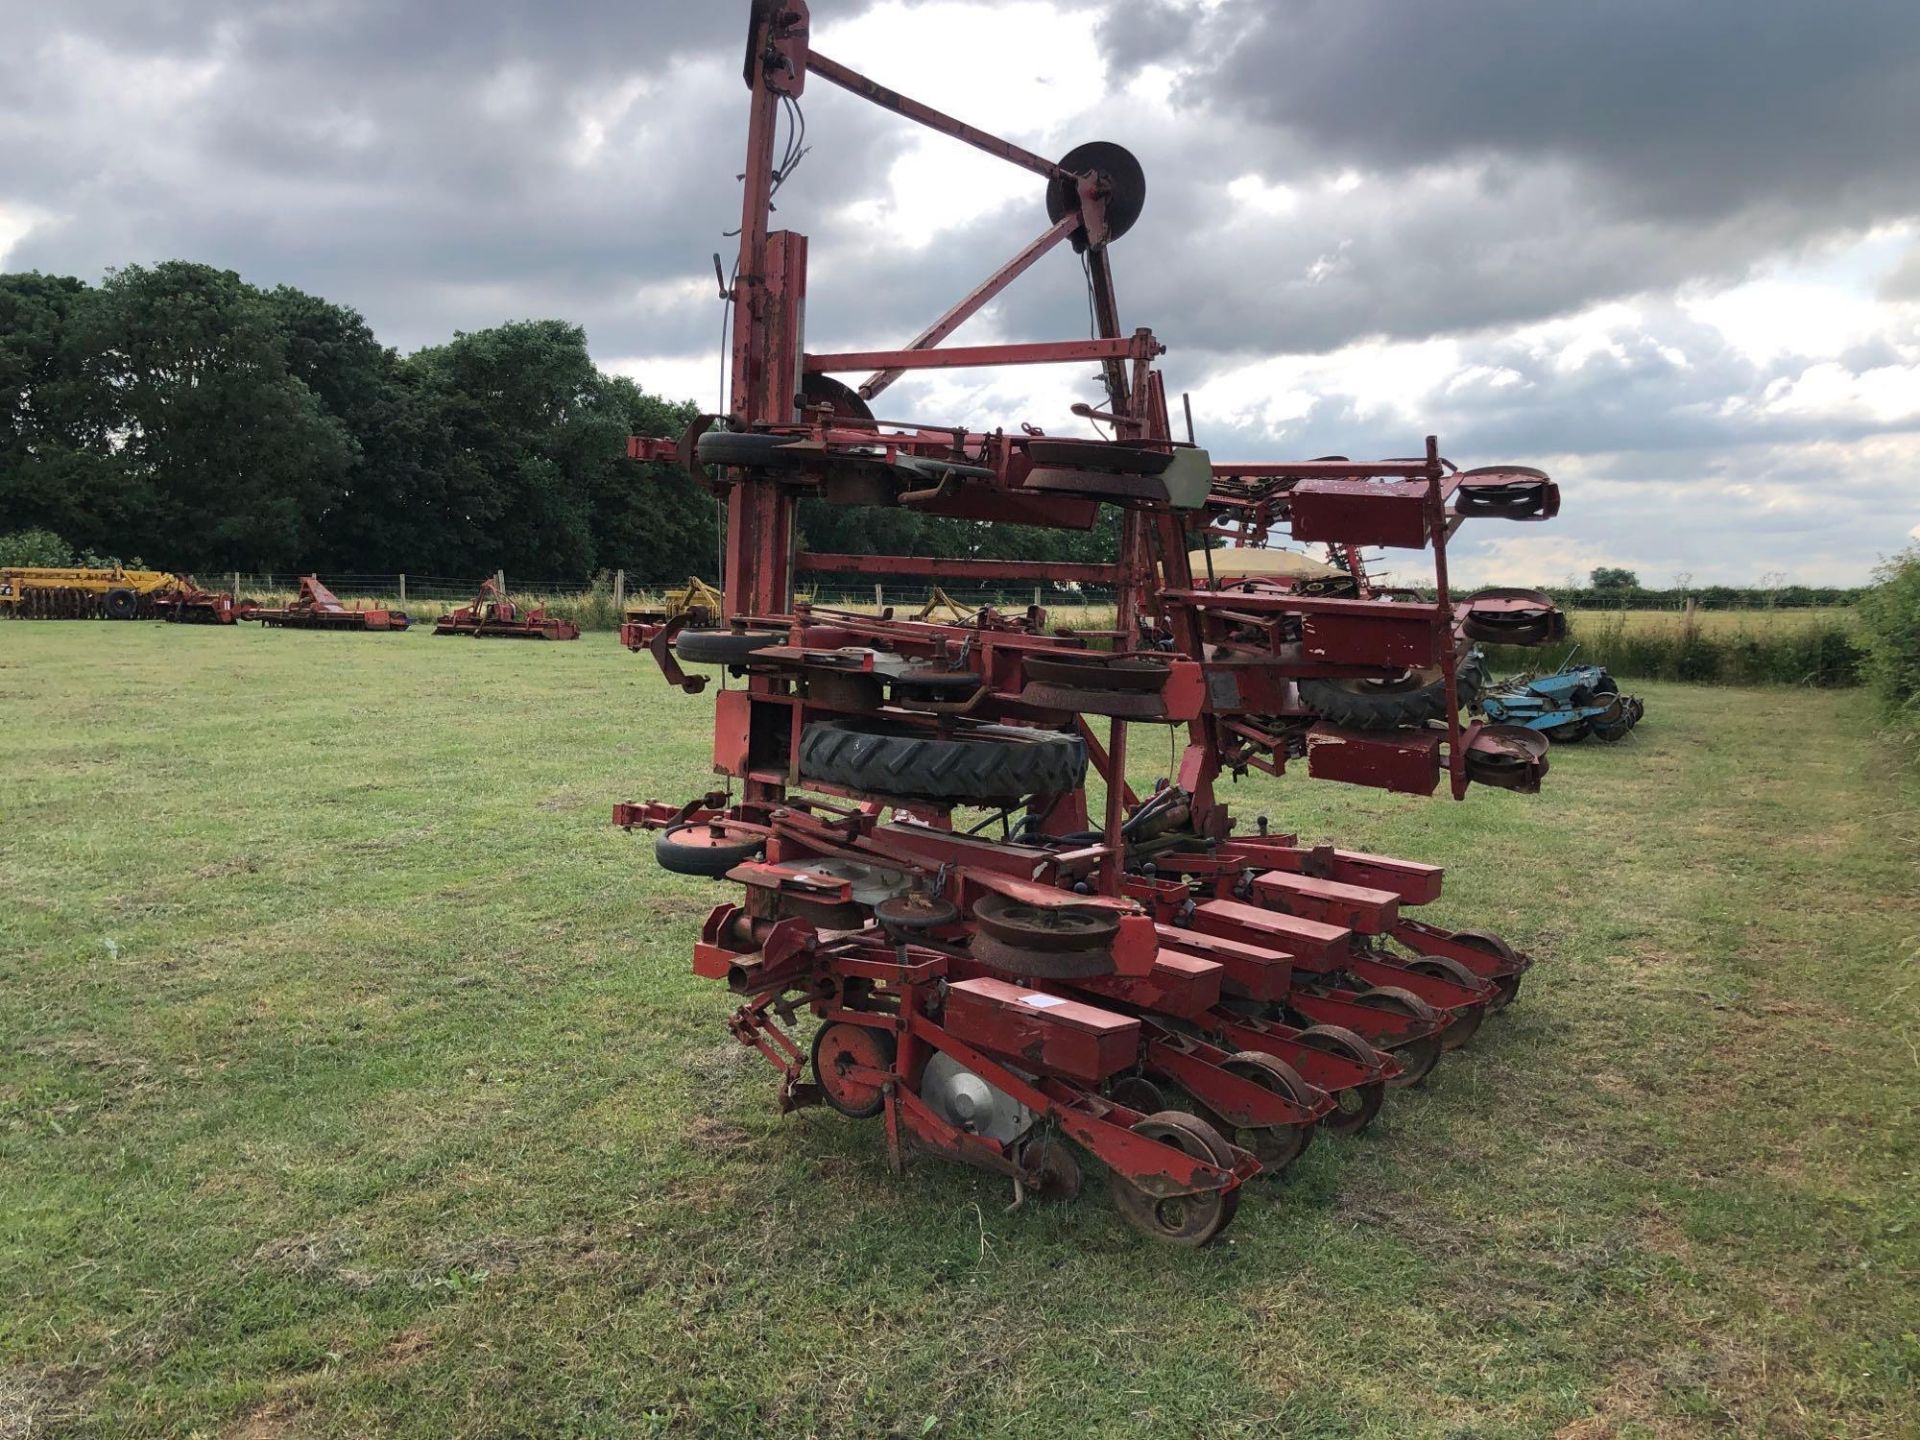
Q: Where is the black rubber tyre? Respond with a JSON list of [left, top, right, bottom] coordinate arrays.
[[696, 430, 816, 470], [673, 629, 783, 665], [654, 821, 766, 877], [799, 719, 1087, 802], [1024, 439, 1171, 475], [1299, 654, 1484, 733], [104, 587, 138, 620]]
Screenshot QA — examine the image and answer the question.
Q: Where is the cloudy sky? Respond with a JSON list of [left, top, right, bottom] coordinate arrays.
[[4, 0, 1918, 585]]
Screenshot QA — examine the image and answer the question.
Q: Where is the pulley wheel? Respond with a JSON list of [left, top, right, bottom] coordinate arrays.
[[1110, 1110, 1238, 1247], [1589, 692, 1636, 743], [874, 892, 960, 940], [972, 892, 1120, 952], [1464, 725, 1549, 791], [1047, 141, 1146, 248], [1293, 1025, 1387, 1137], [791, 858, 914, 907], [812, 1021, 896, 1119]]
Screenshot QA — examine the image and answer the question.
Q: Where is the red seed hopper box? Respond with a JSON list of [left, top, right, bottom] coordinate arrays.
[[941, 976, 1140, 1085]]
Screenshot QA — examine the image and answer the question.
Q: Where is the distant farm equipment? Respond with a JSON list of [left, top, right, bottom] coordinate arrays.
[[1476, 654, 1644, 742], [432, 579, 579, 640], [619, 576, 724, 649], [0, 566, 246, 623], [241, 576, 410, 632]]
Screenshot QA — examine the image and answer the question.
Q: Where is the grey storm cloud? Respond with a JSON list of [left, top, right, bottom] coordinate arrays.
[[3, 0, 1918, 580], [1106, 0, 1920, 222], [1093, 0, 1920, 351]]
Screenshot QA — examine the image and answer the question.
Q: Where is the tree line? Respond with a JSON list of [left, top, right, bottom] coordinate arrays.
[[0, 261, 1124, 585]]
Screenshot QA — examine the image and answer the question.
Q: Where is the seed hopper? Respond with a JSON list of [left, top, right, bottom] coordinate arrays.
[[615, 0, 1568, 1243]]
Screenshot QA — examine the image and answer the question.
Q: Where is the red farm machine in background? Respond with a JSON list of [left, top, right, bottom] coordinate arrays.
[[432, 579, 580, 640], [241, 576, 411, 632], [614, 0, 1567, 1245]]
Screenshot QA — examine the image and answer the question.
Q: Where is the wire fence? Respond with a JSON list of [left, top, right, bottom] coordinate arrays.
[[226, 572, 601, 604], [215, 573, 1120, 631], [215, 572, 1861, 637]]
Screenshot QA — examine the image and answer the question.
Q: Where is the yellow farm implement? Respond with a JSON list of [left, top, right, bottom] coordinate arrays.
[[0, 566, 245, 623]]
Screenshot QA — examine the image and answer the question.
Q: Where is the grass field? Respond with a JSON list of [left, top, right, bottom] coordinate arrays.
[[3, 625, 1916, 1439]]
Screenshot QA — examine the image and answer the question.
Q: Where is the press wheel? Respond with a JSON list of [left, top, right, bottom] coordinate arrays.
[[1216, 1052, 1315, 1175], [1352, 987, 1443, 1088], [1293, 1025, 1387, 1137], [811, 1021, 895, 1119], [1404, 954, 1489, 1051], [1450, 929, 1523, 1012], [1109, 1074, 1170, 1114], [1016, 1134, 1083, 1202], [1110, 1111, 1239, 1247]]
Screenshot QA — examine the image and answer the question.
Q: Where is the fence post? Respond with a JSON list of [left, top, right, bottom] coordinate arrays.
[[874, 584, 883, 611], [496, 569, 506, 595], [614, 569, 626, 612], [1034, 586, 1042, 608], [231, 571, 239, 596], [398, 573, 407, 603]]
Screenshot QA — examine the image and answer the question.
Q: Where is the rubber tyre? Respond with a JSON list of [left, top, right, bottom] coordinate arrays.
[[696, 430, 815, 470], [799, 720, 1087, 802], [673, 629, 783, 665], [104, 587, 138, 620], [1299, 654, 1484, 733], [654, 822, 766, 877]]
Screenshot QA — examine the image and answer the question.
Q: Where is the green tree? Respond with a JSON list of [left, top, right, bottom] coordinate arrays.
[[591, 377, 711, 583], [0, 527, 73, 566], [68, 262, 355, 568], [1590, 566, 1640, 590], [0, 273, 134, 552], [1858, 547, 1920, 739]]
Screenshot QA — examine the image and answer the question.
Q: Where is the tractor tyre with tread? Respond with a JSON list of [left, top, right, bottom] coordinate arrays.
[[1299, 654, 1485, 733], [799, 719, 1087, 802]]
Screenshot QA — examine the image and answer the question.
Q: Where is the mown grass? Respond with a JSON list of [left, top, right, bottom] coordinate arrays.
[[2, 624, 1916, 1439]]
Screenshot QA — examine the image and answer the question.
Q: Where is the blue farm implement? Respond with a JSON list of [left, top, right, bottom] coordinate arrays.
[[1476, 655, 1644, 743]]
